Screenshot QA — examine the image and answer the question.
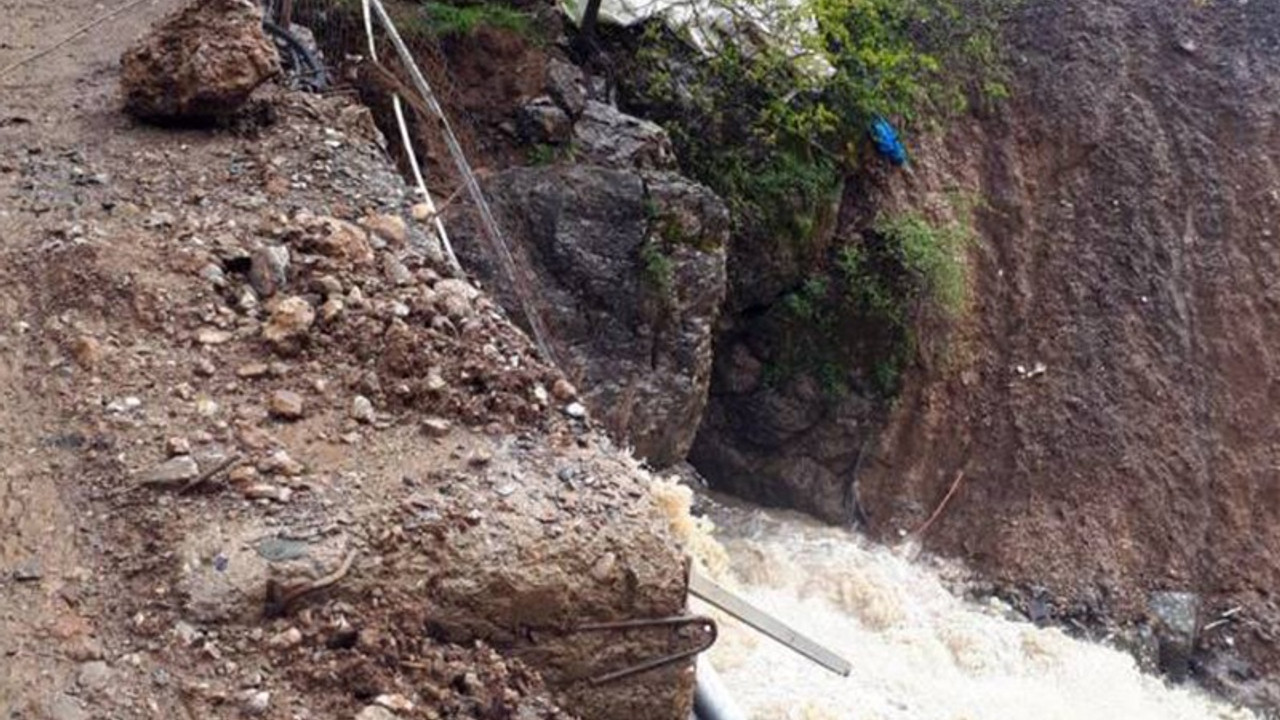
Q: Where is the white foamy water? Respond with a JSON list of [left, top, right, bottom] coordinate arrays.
[[661, 487, 1257, 720]]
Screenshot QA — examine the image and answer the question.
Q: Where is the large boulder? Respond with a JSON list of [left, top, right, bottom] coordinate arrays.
[[121, 0, 279, 121], [450, 165, 728, 467], [572, 101, 676, 170]]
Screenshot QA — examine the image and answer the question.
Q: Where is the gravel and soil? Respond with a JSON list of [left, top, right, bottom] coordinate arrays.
[[0, 2, 693, 719]]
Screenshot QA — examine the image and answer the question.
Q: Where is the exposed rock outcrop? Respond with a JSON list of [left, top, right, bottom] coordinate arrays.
[[571, 101, 675, 170], [120, 0, 279, 121], [451, 164, 728, 467]]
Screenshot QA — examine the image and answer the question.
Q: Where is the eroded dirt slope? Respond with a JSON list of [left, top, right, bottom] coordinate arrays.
[[857, 0, 1280, 706]]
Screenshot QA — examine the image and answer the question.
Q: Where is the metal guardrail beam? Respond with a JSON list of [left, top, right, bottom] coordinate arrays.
[[689, 567, 852, 677]]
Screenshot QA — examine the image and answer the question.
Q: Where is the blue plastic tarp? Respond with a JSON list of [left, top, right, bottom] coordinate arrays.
[[870, 117, 908, 167]]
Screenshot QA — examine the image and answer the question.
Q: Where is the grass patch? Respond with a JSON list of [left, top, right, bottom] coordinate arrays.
[[404, 1, 534, 39]]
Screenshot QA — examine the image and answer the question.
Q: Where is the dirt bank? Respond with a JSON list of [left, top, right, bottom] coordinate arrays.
[[852, 0, 1280, 708], [0, 3, 693, 718]]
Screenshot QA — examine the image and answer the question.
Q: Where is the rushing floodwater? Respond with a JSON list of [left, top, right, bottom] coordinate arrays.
[[653, 482, 1257, 720]]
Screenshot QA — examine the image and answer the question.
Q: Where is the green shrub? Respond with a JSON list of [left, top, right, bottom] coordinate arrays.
[[640, 240, 675, 298], [839, 209, 973, 390], [414, 1, 533, 38], [860, 210, 972, 319]]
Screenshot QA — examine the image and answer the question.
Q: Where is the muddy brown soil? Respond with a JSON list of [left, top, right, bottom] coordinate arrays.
[[854, 0, 1280, 709], [0, 2, 692, 719]]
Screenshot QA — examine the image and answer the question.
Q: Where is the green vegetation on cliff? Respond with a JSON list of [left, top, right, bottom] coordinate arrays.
[[416, 1, 534, 37], [768, 204, 975, 397], [620, 0, 1014, 397], [625, 0, 1016, 241]]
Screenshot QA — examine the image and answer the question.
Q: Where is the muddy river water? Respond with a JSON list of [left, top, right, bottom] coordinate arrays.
[[656, 484, 1258, 720]]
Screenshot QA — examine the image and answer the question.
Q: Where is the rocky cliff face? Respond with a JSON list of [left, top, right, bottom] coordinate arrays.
[[708, 0, 1280, 704], [447, 67, 729, 468], [453, 163, 728, 467]]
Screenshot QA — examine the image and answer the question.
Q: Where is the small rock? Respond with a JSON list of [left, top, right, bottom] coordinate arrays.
[[195, 396, 220, 417], [242, 483, 292, 503], [70, 336, 102, 369], [260, 449, 305, 476], [590, 552, 617, 582], [420, 417, 451, 437], [565, 402, 587, 419], [243, 690, 271, 717], [196, 328, 234, 345], [238, 287, 259, 313], [140, 455, 200, 485], [361, 214, 408, 247], [546, 58, 587, 117], [200, 263, 227, 285], [249, 245, 289, 298], [309, 217, 374, 264], [268, 627, 303, 648], [45, 693, 88, 720], [320, 297, 344, 322], [439, 292, 471, 321], [106, 396, 142, 414], [66, 636, 105, 661], [532, 384, 549, 404], [166, 436, 192, 456], [434, 278, 480, 301], [425, 367, 447, 392], [573, 100, 675, 169], [375, 694, 414, 712], [410, 203, 434, 222], [552, 378, 577, 401], [315, 275, 343, 297], [193, 357, 217, 377], [13, 558, 42, 582], [327, 617, 358, 649], [237, 361, 270, 379], [350, 395, 375, 424], [1150, 590, 1201, 682], [173, 620, 202, 646], [262, 296, 315, 350], [518, 96, 573, 145], [76, 661, 113, 693], [355, 706, 397, 720], [430, 315, 454, 334], [383, 256, 413, 286], [228, 465, 259, 485], [268, 390, 305, 420]]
